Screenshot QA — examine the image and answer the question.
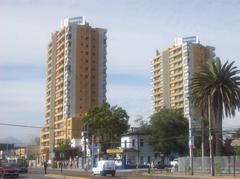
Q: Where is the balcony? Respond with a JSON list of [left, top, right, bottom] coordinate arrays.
[[170, 78, 182, 84]]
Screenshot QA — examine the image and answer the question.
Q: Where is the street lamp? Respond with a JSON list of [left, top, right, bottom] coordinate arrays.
[[208, 96, 214, 176]]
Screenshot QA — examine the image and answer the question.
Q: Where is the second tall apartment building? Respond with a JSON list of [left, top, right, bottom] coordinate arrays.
[[40, 17, 107, 161], [152, 36, 215, 119]]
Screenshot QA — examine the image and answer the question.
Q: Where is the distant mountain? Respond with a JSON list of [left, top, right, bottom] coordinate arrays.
[[0, 137, 24, 147]]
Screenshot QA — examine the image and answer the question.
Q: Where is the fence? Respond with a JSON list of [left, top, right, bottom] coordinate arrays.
[[178, 156, 240, 175]]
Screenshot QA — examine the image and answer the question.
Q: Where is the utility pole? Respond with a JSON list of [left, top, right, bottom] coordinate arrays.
[[84, 131, 87, 169], [201, 117, 205, 170], [6, 143, 9, 159], [137, 134, 140, 168], [208, 96, 214, 176], [189, 116, 193, 175], [91, 135, 94, 169]]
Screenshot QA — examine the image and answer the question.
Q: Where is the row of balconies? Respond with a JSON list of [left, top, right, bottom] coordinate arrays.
[[41, 141, 50, 148], [170, 101, 184, 108], [45, 111, 50, 118], [154, 94, 163, 100], [55, 122, 64, 129], [55, 110, 63, 117], [56, 51, 64, 62], [169, 55, 182, 64], [55, 98, 63, 105], [169, 47, 182, 56], [153, 90, 163, 96], [169, 61, 182, 69], [55, 83, 63, 92], [55, 114, 63, 121], [55, 69, 64, 79], [170, 84, 183, 91], [170, 96, 184, 103], [41, 127, 49, 133], [56, 32, 65, 44], [56, 40, 65, 51], [56, 62, 64, 72], [169, 68, 182, 76], [170, 78, 182, 85], [41, 134, 50, 140], [55, 106, 63, 114], [55, 91, 63, 99]]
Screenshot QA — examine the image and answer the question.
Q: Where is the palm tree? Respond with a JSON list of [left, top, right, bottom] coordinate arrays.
[[191, 57, 240, 156]]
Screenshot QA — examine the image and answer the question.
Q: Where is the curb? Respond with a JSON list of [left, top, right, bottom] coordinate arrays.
[[143, 173, 237, 179]]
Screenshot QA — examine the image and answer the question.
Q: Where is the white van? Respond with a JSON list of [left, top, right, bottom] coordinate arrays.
[[92, 160, 116, 176]]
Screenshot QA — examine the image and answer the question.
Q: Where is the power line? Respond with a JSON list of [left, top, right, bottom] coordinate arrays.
[[1, 122, 240, 145], [0, 122, 82, 131], [0, 122, 42, 129]]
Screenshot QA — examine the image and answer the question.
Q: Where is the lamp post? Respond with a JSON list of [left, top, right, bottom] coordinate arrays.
[[233, 150, 236, 177], [208, 96, 214, 176], [189, 116, 193, 176]]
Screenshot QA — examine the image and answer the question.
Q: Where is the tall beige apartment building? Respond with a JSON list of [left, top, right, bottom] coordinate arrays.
[[40, 17, 107, 161], [151, 36, 215, 119]]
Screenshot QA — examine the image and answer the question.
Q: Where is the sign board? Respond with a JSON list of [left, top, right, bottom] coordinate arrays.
[[51, 152, 55, 159], [192, 118, 201, 130], [188, 136, 195, 149], [106, 149, 123, 154]]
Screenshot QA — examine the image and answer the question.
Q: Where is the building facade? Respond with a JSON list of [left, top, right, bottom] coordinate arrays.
[[121, 129, 156, 166], [151, 36, 215, 119], [40, 17, 107, 162]]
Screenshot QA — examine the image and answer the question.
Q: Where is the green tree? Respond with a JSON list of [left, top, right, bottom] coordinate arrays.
[[27, 137, 40, 160], [55, 140, 82, 160], [133, 115, 149, 133], [232, 128, 240, 139], [82, 102, 129, 153], [231, 129, 240, 155], [191, 58, 240, 155], [148, 109, 188, 155]]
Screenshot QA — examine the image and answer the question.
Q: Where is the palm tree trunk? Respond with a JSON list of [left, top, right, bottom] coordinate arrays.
[[215, 112, 222, 156]]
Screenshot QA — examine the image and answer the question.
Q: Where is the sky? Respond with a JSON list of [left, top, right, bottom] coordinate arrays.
[[1, 0, 240, 142]]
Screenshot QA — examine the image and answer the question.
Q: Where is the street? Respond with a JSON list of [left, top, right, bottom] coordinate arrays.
[[16, 167, 129, 179], [12, 167, 230, 179]]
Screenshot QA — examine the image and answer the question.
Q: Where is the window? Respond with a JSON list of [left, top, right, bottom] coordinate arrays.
[[148, 156, 151, 163], [124, 140, 127, 148], [140, 156, 144, 164], [140, 139, 144, 147], [132, 139, 135, 147]]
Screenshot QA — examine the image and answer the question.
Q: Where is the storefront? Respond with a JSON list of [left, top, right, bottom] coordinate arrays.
[[106, 148, 125, 169]]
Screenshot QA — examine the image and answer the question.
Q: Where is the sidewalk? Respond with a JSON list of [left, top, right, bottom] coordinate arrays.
[[44, 167, 239, 179], [142, 171, 239, 179]]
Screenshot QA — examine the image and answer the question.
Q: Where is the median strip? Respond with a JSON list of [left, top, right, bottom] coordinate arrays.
[[46, 174, 92, 179]]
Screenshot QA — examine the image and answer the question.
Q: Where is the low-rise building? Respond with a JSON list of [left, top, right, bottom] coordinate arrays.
[[121, 128, 157, 167], [15, 147, 27, 158]]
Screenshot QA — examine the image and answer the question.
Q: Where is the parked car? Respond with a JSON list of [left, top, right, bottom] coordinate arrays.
[[7, 158, 28, 173], [92, 160, 116, 176], [154, 163, 172, 169], [0, 163, 19, 178], [170, 158, 178, 166], [17, 166, 28, 173]]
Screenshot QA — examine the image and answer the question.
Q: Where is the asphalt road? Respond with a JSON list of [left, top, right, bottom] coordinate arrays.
[[13, 167, 230, 179], [14, 167, 130, 179]]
